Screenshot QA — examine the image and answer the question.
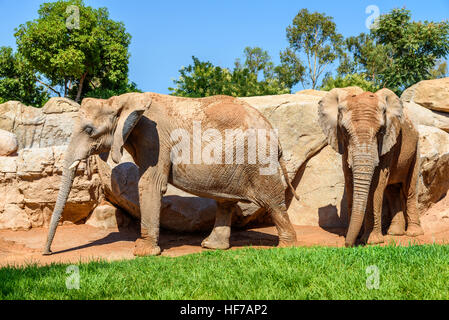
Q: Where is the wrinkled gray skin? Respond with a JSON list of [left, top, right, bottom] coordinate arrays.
[[43, 93, 298, 256], [318, 87, 424, 247]]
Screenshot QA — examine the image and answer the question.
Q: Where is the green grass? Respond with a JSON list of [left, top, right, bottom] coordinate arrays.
[[1, 245, 449, 300]]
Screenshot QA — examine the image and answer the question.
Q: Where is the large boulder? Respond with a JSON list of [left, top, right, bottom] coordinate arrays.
[[0, 129, 18, 156], [404, 101, 449, 133], [401, 78, 449, 113], [417, 125, 449, 210], [0, 98, 79, 149]]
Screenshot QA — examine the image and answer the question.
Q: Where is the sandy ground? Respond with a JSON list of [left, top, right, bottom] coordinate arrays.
[[1, 198, 449, 267]]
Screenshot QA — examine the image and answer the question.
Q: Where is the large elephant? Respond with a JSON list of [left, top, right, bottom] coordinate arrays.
[[43, 93, 298, 256], [318, 87, 424, 247]]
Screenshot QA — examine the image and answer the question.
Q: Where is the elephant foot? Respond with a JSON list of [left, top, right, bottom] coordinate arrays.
[[278, 233, 297, 247], [387, 223, 405, 236], [133, 238, 161, 257], [201, 236, 230, 250], [363, 232, 384, 245], [406, 223, 424, 237]]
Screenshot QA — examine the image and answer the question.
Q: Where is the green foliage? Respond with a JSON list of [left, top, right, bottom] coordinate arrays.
[[274, 48, 305, 89], [84, 81, 141, 99], [14, 0, 133, 102], [169, 51, 290, 98], [430, 60, 448, 79], [284, 9, 344, 89], [320, 73, 380, 92], [2, 245, 449, 299], [0, 46, 49, 107], [340, 9, 449, 94]]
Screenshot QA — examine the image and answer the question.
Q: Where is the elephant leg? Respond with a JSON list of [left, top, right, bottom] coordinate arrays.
[[404, 155, 424, 237], [201, 201, 235, 250], [134, 169, 168, 257], [386, 185, 406, 236], [362, 168, 387, 245], [267, 202, 296, 246]]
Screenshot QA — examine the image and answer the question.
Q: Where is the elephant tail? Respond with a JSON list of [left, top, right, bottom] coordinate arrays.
[[278, 145, 299, 201]]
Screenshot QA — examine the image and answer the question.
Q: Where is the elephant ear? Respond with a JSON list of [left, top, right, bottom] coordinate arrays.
[[111, 93, 152, 164], [375, 88, 403, 156], [318, 88, 350, 154]]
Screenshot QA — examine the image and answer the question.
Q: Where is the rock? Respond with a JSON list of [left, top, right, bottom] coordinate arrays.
[[287, 146, 347, 227], [296, 89, 328, 97], [417, 125, 449, 210], [42, 97, 79, 114], [161, 185, 217, 232], [240, 94, 327, 179], [401, 78, 449, 113], [0, 98, 79, 149], [404, 101, 449, 133], [96, 150, 141, 219], [0, 146, 102, 230], [0, 204, 31, 231], [86, 201, 131, 229], [0, 129, 18, 156]]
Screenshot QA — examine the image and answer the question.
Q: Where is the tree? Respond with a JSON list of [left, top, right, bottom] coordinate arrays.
[[429, 59, 448, 79], [320, 73, 380, 92], [283, 9, 344, 89], [14, 0, 133, 102], [374, 8, 449, 92], [169, 50, 291, 98], [339, 9, 449, 94], [0, 46, 49, 106], [338, 33, 389, 87], [274, 48, 305, 89]]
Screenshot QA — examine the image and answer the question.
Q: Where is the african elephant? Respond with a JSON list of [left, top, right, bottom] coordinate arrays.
[[318, 87, 424, 247], [43, 92, 298, 256]]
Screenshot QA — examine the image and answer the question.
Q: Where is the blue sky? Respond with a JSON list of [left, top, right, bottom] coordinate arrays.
[[0, 0, 448, 94]]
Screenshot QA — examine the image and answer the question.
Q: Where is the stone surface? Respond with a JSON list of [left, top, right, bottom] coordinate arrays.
[[0, 98, 79, 149], [0, 146, 102, 230], [417, 125, 449, 210], [0, 129, 18, 156], [296, 89, 328, 97], [240, 94, 327, 179], [404, 101, 449, 133], [42, 97, 80, 114], [401, 77, 449, 113], [287, 146, 347, 227], [86, 201, 131, 229]]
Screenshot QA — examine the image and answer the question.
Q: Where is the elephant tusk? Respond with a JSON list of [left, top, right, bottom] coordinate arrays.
[[69, 160, 81, 170]]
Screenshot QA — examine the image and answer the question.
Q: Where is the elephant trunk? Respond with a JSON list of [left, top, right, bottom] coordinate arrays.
[[345, 151, 375, 247], [42, 147, 81, 255]]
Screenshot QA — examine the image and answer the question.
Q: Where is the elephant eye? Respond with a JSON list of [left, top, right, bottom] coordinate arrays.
[[84, 125, 94, 136]]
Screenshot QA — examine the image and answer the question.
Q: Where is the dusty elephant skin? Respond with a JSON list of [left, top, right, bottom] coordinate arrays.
[[43, 93, 298, 256], [318, 87, 424, 247]]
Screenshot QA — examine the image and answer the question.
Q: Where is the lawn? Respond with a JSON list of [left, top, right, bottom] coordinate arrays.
[[1, 244, 449, 300]]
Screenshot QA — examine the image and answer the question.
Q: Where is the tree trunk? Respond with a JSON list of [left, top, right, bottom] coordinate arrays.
[[75, 72, 88, 103]]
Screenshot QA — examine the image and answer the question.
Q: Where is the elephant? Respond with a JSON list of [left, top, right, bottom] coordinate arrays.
[[318, 87, 424, 247], [43, 92, 298, 256]]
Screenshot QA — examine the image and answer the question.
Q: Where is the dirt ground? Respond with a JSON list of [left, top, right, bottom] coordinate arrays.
[[1, 196, 449, 267]]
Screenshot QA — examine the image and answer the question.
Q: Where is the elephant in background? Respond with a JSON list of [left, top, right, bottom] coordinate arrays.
[[318, 87, 424, 247], [43, 92, 298, 256]]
